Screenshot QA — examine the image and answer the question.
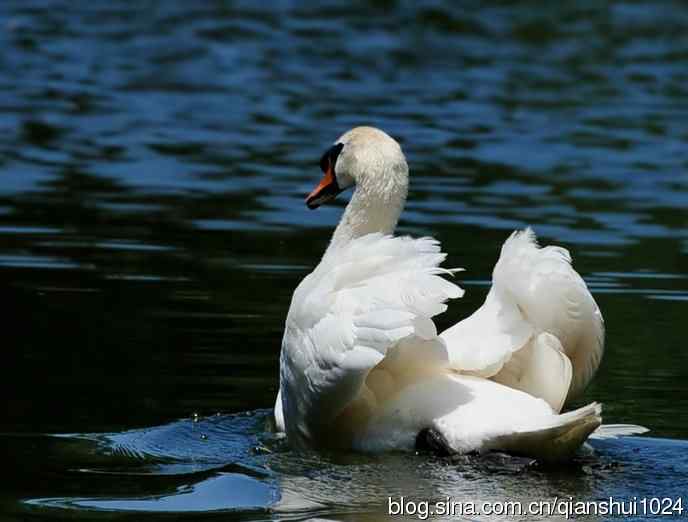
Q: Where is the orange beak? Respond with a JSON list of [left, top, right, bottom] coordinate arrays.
[[305, 164, 341, 209]]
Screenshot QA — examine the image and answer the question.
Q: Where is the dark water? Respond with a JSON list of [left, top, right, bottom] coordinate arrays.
[[1, 1, 687, 520]]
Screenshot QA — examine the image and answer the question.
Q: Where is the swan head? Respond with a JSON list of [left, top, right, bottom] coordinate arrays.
[[306, 126, 409, 210]]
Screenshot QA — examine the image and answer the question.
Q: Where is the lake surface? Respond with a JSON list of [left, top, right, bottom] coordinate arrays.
[[1, 1, 687, 520]]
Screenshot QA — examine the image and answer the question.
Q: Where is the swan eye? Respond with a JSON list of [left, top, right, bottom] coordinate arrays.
[[319, 143, 344, 173]]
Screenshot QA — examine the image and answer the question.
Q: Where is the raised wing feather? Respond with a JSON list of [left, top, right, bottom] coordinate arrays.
[[441, 228, 604, 410]]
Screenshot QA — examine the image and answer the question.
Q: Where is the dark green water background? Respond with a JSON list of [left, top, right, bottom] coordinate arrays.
[[1, 1, 687, 520]]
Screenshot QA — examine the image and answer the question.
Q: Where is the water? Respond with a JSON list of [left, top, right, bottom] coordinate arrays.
[[1, 0, 687, 520]]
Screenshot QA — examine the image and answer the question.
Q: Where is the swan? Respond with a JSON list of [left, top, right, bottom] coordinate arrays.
[[274, 126, 645, 461]]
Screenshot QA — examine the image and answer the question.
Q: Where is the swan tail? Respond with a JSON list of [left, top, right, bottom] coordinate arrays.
[[493, 402, 602, 462], [591, 423, 649, 439]]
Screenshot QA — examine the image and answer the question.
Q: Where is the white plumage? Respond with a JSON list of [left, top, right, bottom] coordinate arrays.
[[276, 126, 645, 461], [441, 228, 605, 411]]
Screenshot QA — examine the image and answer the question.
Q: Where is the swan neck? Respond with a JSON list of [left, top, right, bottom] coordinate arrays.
[[327, 180, 407, 253]]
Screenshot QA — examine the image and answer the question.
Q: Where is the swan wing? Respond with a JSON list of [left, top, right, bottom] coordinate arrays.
[[441, 228, 604, 409], [279, 233, 463, 444]]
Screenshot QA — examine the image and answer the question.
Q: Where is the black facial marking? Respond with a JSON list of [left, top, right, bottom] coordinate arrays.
[[319, 142, 344, 172]]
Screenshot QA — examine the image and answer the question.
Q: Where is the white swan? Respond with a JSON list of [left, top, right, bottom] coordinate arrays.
[[275, 126, 644, 461]]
